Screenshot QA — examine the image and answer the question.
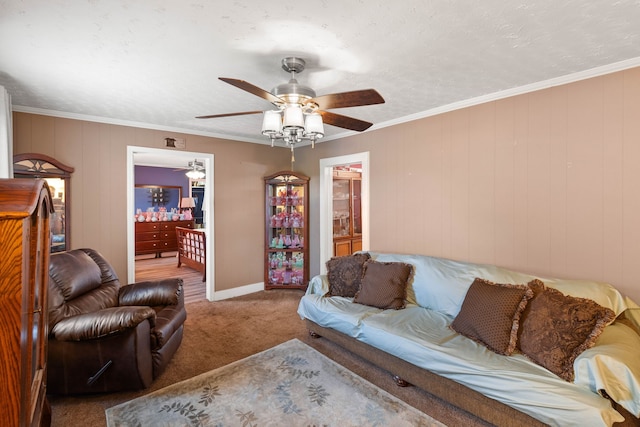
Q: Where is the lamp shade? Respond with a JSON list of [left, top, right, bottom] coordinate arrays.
[[282, 106, 304, 130], [262, 110, 282, 135], [180, 197, 196, 208], [305, 113, 324, 138]]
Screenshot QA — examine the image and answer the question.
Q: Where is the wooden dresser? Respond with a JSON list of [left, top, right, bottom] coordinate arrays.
[[0, 179, 53, 427], [135, 219, 194, 257]]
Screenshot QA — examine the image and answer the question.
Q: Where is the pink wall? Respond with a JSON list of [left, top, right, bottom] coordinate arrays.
[[298, 66, 640, 303]]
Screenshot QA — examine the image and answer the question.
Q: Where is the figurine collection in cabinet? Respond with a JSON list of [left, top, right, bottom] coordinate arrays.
[[264, 171, 309, 290]]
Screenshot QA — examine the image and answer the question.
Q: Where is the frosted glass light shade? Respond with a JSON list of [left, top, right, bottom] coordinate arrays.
[[282, 106, 304, 130], [305, 113, 324, 138], [262, 110, 282, 135], [186, 169, 205, 179]]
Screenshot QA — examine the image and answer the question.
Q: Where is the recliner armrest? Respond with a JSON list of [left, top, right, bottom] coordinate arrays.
[[51, 306, 156, 341], [119, 278, 183, 307]]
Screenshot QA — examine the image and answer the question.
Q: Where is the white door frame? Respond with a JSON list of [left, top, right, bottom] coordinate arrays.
[[126, 146, 215, 301], [319, 152, 370, 274]]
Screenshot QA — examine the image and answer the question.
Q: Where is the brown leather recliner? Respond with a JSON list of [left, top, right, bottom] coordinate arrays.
[[47, 248, 186, 395]]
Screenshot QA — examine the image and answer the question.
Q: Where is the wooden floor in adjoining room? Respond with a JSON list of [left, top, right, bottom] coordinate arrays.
[[134, 252, 206, 304]]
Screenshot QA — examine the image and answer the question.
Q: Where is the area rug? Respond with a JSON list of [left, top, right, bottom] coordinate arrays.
[[106, 338, 445, 426]]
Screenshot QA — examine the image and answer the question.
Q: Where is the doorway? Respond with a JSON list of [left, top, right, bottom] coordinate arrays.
[[332, 164, 362, 256], [126, 146, 215, 301], [319, 152, 370, 274]]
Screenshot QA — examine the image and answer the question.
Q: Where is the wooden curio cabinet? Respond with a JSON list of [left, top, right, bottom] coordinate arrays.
[[13, 153, 74, 253], [264, 171, 309, 290], [0, 179, 53, 427], [333, 169, 362, 256]]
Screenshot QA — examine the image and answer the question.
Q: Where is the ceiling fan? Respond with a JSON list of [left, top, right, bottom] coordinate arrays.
[[175, 159, 205, 179], [196, 57, 385, 144]]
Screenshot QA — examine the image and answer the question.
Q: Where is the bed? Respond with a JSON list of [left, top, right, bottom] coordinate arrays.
[[176, 226, 206, 281]]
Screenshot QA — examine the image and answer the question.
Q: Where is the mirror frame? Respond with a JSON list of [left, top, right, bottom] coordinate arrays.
[[13, 153, 74, 252], [134, 185, 183, 217]]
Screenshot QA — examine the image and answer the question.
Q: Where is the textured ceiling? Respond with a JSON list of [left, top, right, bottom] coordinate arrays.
[[2, 0, 640, 147]]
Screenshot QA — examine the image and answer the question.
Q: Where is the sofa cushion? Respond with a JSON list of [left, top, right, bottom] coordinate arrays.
[[519, 281, 616, 382], [450, 278, 533, 355], [353, 260, 412, 310], [326, 252, 371, 297]]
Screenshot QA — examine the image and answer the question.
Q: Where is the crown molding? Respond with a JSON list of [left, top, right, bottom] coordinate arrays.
[[11, 56, 640, 144], [373, 56, 640, 131]]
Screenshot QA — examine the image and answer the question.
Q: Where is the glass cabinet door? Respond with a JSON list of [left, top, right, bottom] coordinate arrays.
[[333, 178, 350, 237], [352, 178, 362, 235]]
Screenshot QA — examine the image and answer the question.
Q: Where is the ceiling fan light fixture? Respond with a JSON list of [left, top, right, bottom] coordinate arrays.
[[260, 105, 325, 151], [261, 110, 282, 136], [186, 169, 205, 180], [282, 105, 304, 130], [305, 113, 324, 138], [185, 159, 205, 180]]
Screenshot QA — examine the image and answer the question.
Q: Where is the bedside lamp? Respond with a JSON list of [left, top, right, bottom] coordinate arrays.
[[180, 197, 196, 220]]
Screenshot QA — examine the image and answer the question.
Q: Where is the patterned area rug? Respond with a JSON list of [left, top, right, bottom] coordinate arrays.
[[106, 339, 445, 426]]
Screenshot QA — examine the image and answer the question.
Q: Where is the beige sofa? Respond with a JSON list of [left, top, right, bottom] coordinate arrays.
[[297, 251, 640, 426]]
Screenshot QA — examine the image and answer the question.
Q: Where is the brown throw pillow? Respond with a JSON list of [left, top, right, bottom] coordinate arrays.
[[516, 279, 546, 347], [450, 278, 533, 356], [326, 252, 371, 297], [353, 260, 412, 309], [518, 280, 616, 382]]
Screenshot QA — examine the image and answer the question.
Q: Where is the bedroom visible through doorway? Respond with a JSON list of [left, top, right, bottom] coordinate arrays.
[[126, 146, 215, 301]]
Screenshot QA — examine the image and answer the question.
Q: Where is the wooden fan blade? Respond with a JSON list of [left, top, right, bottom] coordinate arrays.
[[219, 77, 282, 104], [310, 89, 384, 110], [319, 111, 373, 132], [196, 111, 263, 119]]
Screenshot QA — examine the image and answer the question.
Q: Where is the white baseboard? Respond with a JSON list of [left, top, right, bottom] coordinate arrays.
[[210, 282, 264, 301]]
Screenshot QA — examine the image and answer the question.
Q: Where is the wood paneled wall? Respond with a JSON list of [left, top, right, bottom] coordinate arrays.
[[12, 115, 290, 292], [11, 66, 640, 303], [298, 67, 640, 303]]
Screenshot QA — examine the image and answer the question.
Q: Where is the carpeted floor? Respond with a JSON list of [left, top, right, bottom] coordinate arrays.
[[49, 290, 491, 427]]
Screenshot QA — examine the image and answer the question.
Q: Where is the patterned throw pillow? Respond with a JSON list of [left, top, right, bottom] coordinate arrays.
[[326, 253, 371, 297], [518, 281, 616, 382], [516, 279, 546, 347], [450, 278, 533, 355], [353, 260, 412, 310]]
